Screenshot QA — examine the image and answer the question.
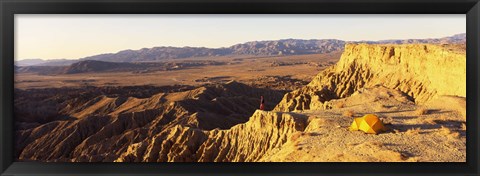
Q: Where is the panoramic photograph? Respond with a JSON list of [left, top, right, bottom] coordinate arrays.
[[14, 14, 466, 162]]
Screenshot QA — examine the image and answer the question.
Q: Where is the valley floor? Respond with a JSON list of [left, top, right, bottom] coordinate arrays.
[[15, 53, 340, 90]]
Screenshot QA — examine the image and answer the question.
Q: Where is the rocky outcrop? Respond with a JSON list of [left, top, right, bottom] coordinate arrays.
[[275, 43, 466, 111], [17, 109, 307, 162], [114, 110, 307, 162]]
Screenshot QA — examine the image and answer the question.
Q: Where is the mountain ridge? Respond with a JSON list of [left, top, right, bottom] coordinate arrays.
[[16, 33, 465, 66]]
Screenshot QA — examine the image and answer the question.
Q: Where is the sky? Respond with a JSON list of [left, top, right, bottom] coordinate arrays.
[[15, 14, 466, 61]]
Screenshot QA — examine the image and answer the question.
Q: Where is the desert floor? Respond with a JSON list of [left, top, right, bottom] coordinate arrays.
[[15, 53, 340, 90]]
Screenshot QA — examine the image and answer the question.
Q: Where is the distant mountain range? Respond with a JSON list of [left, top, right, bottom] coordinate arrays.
[[16, 58, 79, 67], [16, 33, 465, 67], [15, 59, 228, 75], [357, 33, 466, 45]]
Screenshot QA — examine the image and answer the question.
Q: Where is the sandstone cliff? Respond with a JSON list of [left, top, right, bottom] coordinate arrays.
[[275, 44, 466, 111], [15, 81, 287, 161]]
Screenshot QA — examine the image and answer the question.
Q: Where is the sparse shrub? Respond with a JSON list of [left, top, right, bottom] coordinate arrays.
[[415, 107, 429, 116], [375, 104, 386, 111], [405, 127, 421, 135], [439, 115, 448, 121], [343, 110, 355, 118], [346, 142, 358, 147], [368, 141, 384, 147], [439, 126, 460, 139], [422, 117, 437, 125], [439, 126, 450, 134], [380, 115, 394, 125], [293, 140, 301, 147], [307, 116, 317, 124], [398, 153, 409, 161], [335, 101, 345, 109], [305, 118, 326, 131], [290, 132, 303, 142], [379, 91, 392, 98]]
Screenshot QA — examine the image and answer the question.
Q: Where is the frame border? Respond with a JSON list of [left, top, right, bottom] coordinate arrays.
[[1, 0, 479, 175]]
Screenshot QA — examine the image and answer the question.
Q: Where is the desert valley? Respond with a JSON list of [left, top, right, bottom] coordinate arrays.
[[14, 34, 466, 162]]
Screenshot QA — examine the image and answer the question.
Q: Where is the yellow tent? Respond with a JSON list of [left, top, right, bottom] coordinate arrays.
[[349, 114, 386, 134]]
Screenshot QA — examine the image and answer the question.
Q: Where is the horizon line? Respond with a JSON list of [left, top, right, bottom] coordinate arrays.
[[17, 32, 465, 61]]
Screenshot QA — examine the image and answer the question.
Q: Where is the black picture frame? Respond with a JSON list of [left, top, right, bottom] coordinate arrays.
[[1, 0, 479, 175]]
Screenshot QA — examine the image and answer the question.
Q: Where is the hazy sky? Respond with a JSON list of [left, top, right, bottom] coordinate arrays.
[[15, 14, 465, 60]]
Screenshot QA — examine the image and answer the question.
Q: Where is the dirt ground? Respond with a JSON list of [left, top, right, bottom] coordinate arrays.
[[261, 86, 466, 162], [14, 53, 341, 90]]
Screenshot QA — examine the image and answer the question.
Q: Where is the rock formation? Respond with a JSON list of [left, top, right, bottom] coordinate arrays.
[[15, 81, 289, 161], [275, 43, 466, 111], [114, 110, 307, 162]]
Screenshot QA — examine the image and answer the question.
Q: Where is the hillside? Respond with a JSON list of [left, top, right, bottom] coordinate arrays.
[[15, 81, 287, 161], [14, 59, 45, 66], [115, 110, 307, 162], [16, 60, 228, 75], [16, 66, 68, 75], [64, 60, 140, 74], [275, 43, 466, 111]]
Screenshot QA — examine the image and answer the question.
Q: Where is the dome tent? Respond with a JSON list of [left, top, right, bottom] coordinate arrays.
[[350, 114, 386, 134]]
